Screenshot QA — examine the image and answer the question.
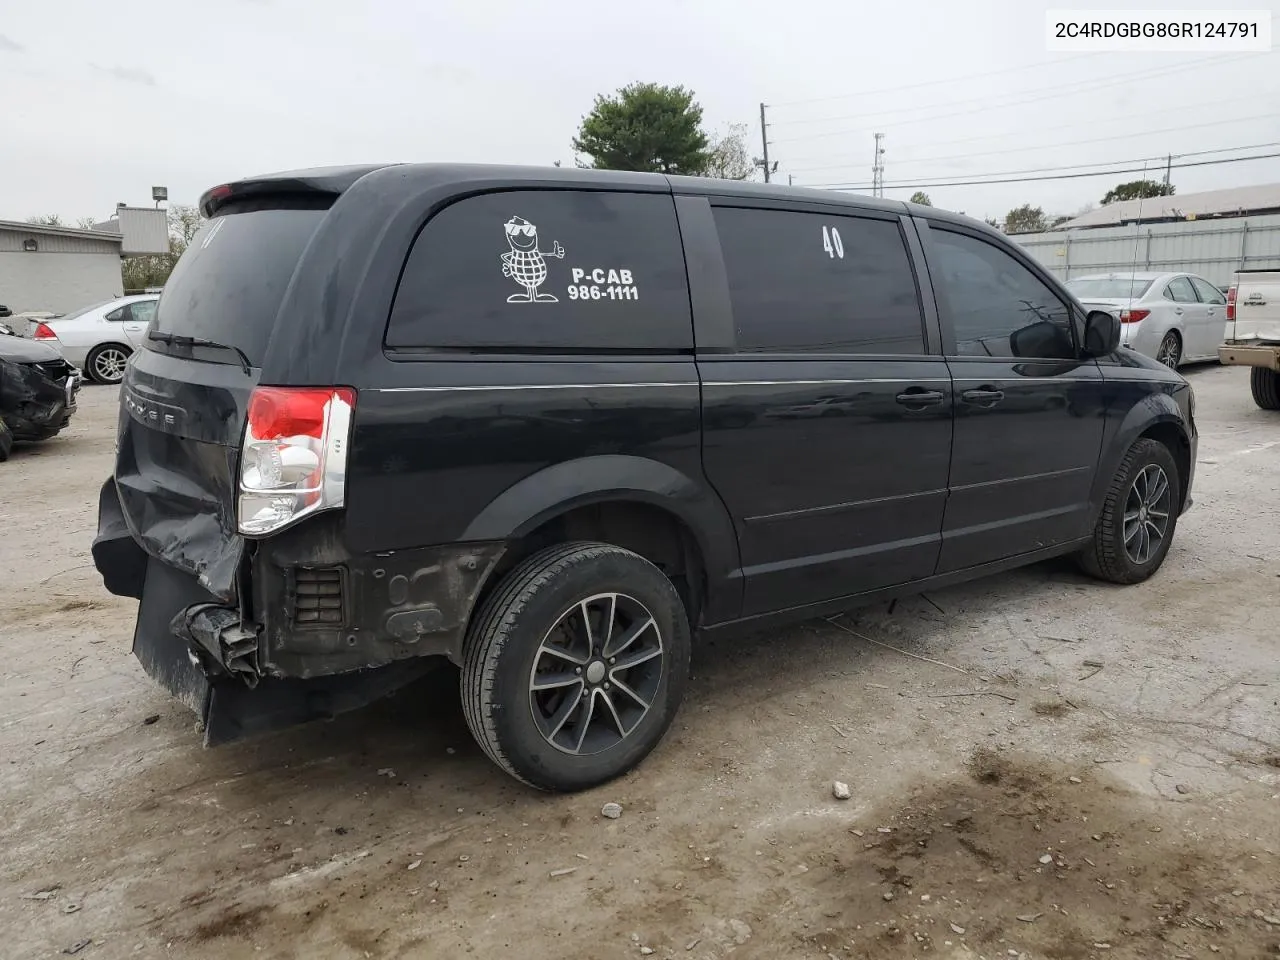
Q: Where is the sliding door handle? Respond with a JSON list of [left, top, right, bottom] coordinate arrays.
[[896, 388, 946, 408], [961, 387, 1005, 406]]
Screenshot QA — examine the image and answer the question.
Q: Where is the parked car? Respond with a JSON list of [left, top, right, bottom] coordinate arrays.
[[92, 165, 1196, 791], [8, 310, 64, 339], [0, 324, 79, 460], [35, 294, 159, 384], [1064, 271, 1226, 369], [1218, 269, 1280, 409]]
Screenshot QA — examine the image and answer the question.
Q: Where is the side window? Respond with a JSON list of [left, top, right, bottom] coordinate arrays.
[[387, 191, 691, 352], [104, 307, 125, 322], [712, 206, 926, 354], [130, 300, 158, 325], [1165, 277, 1197, 303], [930, 229, 1076, 360], [1190, 277, 1225, 304]]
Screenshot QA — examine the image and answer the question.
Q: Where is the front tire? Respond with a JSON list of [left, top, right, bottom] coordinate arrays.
[[461, 542, 691, 792], [86, 343, 131, 385], [1155, 331, 1181, 369], [1250, 367, 1280, 410], [1078, 438, 1180, 584]]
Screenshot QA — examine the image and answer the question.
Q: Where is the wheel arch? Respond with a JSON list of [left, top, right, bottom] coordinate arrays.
[[1089, 396, 1192, 524], [461, 455, 742, 625]]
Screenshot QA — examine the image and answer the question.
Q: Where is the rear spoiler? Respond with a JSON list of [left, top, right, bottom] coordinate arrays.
[[199, 164, 395, 218]]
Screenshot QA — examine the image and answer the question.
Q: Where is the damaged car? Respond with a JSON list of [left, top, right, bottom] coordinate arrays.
[[0, 326, 79, 460], [93, 164, 1195, 792]]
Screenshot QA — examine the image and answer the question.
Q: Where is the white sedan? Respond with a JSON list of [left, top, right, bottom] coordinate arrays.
[[34, 295, 159, 384], [1064, 271, 1226, 369]]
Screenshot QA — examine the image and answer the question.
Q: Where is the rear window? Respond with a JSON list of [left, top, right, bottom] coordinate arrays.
[[151, 208, 326, 364], [387, 191, 692, 353], [1065, 277, 1154, 299]]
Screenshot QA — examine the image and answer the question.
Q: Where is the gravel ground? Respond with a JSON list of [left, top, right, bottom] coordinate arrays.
[[2, 364, 1278, 960]]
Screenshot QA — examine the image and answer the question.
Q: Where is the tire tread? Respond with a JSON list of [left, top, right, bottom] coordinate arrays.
[[461, 542, 663, 790], [1250, 367, 1280, 410], [1078, 437, 1177, 584]]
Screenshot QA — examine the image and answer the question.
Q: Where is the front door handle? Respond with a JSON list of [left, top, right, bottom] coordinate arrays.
[[896, 388, 946, 408], [961, 387, 1005, 407]]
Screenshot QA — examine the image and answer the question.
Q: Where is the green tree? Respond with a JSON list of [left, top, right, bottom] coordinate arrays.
[[573, 82, 710, 174], [984, 217, 1002, 229], [1003, 204, 1047, 234], [1101, 179, 1174, 205], [909, 191, 932, 206], [702, 122, 754, 180], [75, 217, 98, 230], [26, 214, 64, 226]]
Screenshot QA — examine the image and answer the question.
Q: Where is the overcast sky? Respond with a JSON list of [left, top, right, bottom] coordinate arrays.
[[1, 0, 1277, 224]]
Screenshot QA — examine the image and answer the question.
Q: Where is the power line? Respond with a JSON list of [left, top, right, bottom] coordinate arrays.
[[780, 98, 1274, 172], [836, 142, 1280, 183], [767, 53, 1107, 109], [770, 54, 1267, 145], [784, 113, 1280, 176], [806, 150, 1280, 192], [772, 54, 1233, 130]]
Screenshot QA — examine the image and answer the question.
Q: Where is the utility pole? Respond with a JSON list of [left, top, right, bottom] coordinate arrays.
[[1163, 153, 1172, 187], [872, 133, 886, 198], [756, 103, 773, 183]]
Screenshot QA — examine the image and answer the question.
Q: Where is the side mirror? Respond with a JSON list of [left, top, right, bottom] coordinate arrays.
[[1083, 310, 1120, 357]]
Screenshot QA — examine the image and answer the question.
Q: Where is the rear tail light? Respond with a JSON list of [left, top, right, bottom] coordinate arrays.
[[238, 386, 355, 536], [33, 322, 58, 341], [1119, 309, 1150, 323], [1226, 285, 1237, 322]]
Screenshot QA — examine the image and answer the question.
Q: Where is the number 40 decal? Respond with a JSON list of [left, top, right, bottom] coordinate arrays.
[[822, 224, 844, 259]]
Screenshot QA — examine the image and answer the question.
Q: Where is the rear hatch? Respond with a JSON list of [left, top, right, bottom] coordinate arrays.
[[1231, 270, 1280, 342], [113, 200, 331, 600]]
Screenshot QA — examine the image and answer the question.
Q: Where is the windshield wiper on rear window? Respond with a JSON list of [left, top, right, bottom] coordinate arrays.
[[147, 331, 253, 375]]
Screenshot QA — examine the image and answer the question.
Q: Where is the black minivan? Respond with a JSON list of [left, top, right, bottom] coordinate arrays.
[[93, 165, 1196, 791]]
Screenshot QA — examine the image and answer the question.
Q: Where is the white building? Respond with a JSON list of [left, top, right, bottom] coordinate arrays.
[[0, 206, 170, 314]]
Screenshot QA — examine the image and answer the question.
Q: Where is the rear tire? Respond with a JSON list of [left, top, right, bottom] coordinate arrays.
[[86, 343, 131, 385], [461, 542, 691, 792], [0, 419, 12, 462], [1250, 367, 1280, 410], [1155, 331, 1181, 369], [1077, 438, 1180, 585]]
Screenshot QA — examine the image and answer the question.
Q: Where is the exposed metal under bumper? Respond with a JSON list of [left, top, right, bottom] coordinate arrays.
[[170, 603, 261, 686], [131, 555, 438, 746]]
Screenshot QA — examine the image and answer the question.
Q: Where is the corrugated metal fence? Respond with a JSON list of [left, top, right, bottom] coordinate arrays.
[[1011, 214, 1280, 288]]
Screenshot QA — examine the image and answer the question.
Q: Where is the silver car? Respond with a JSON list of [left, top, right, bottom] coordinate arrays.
[[1064, 272, 1226, 369], [35, 295, 159, 384]]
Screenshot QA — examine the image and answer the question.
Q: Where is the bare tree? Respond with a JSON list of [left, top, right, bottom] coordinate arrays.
[[701, 123, 754, 180]]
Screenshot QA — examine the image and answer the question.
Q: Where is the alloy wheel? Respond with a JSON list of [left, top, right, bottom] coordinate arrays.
[[93, 347, 129, 383], [1156, 334, 1180, 369], [1123, 463, 1172, 564], [528, 592, 664, 756]]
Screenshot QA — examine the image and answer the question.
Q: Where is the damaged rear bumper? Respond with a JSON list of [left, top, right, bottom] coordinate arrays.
[[93, 478, 505, 744]]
